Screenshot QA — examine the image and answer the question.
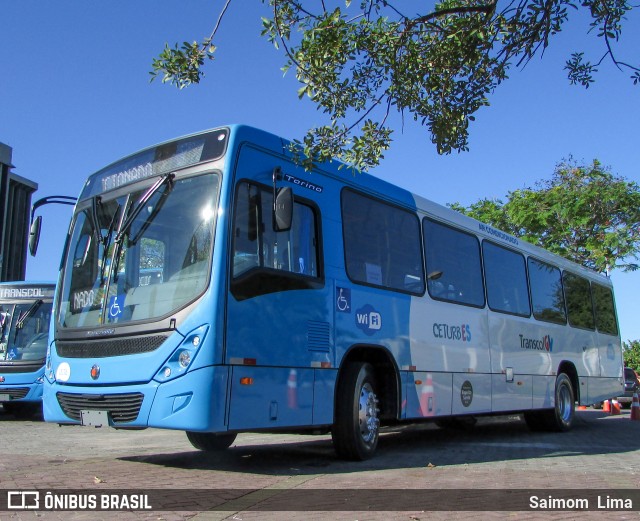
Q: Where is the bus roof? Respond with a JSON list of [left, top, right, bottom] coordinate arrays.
[[76, 124, 612, 286]]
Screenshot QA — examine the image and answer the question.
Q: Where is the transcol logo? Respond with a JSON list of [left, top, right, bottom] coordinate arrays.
[[355, 305, 382, 336], [519, 334, 553, 352]]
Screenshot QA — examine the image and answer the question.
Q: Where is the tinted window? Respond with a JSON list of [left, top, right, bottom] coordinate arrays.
[[528, 258, 566, 324], [342, 190, 424, 294], [423, 219, 484, 307], [563, 272, 595, 330], [233, 184, 318, 277], [231, 181, 321, 300], [59, 174, 221, 327], [483, 241, 530, 316], [592, 283, 618, 335]]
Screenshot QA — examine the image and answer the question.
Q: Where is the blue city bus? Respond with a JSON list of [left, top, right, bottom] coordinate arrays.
[[40, 125, 623, 459], [0, 282, 55, 417]]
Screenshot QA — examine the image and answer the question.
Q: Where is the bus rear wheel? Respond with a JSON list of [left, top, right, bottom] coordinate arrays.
[[524, 373, 575, 432], [332, 362, 380, 461], [186, 431, 237, 451]]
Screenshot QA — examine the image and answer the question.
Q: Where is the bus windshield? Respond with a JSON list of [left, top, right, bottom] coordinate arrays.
[[0, 300, 53, 362], [58, 172, 221, 329]]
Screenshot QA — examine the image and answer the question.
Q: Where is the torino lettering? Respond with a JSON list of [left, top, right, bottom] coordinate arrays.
[[284, 173, 323, 193]]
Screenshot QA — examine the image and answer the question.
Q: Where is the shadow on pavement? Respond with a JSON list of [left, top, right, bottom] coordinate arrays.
[[119, 410, 640, 475]]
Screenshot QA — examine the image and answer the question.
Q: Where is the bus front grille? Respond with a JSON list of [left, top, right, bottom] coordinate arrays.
[[56, 392, 144, 424], [56, 334, 169, 358], [0, 387, 30, 399]]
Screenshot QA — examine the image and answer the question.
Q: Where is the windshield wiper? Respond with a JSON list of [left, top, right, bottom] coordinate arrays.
[[100, 204, 122, 284], [16, 300, 43, 330], [89, 196, 104, 247], [115, 173, 174, 245], [112, 173, 174, 282]]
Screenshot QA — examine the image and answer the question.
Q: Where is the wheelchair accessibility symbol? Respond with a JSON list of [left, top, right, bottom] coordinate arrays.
[[108, 295, 125, 320], [336, 287, 351, 313]]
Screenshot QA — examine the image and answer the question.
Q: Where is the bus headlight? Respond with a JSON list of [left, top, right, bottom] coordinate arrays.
[[44, 345, 55, 383], [178, 350, 191, 368], [154, 325, 208, 383]]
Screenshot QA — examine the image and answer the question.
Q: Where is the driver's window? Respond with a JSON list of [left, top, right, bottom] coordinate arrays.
[[232, 181, 319, 279]]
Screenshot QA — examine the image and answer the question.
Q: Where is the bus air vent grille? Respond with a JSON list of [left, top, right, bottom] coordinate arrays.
[[307, 321, 331, 352], [0, 362, 44, 374], [0, 387, 29, 399], [56, 392, 144, 423], [56, 334, 169, 358]]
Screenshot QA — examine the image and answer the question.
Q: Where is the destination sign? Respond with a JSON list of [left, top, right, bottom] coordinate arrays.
[[0, 285, 55, 300], [80, 129, 228, 199]]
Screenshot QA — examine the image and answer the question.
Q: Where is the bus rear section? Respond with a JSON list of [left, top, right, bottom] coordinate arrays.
[[0, 282, 55, 417]]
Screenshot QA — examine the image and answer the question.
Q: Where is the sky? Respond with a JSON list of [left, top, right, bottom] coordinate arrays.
[[1, 1, 639, 341]]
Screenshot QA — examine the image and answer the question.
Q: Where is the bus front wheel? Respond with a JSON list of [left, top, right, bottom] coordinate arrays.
[[186, 431, 237, 451], [332, 362, 380, 461]]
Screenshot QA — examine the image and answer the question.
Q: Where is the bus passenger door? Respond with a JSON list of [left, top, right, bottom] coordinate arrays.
[[225, 147, 331, 431]]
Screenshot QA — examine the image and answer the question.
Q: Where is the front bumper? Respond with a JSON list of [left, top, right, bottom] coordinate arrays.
[[43, 365, 229, 431]]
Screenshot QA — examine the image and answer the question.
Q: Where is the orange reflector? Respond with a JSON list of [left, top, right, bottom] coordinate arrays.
[[240, 377, 254, 385], [320, 361, 331, 368], [415, 380, 423, 385]]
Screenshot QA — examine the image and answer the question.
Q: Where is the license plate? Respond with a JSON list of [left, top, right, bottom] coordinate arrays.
[[80, 409, 109, 427], [0, 394, 10, 402]]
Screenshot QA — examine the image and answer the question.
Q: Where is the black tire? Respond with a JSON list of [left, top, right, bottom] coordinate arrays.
[[524, 373, 575, 432], [186, 431, 237, 451], [332, 362, 380, 461]]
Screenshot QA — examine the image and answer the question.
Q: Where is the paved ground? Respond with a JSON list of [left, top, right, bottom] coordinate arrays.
[[0, 404, 638, 520]]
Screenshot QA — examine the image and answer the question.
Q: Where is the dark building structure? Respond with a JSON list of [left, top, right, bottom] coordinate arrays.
[[0, 142, 38, 282]]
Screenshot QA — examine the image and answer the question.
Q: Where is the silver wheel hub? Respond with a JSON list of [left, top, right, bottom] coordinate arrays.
[[557, 384, 572, 422], [358, 382, 380, 443]]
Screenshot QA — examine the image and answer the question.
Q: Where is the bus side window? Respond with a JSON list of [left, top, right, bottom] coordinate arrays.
[[341, 189, 424, 294], [260, 189, 318, 277], [593, 283, 618, 335], [483, 241, 530, 317], [563, 272, 595, 330], [230, 180, 321, 300], [423, 218, 484, 307], [528, 258, 566, 324]]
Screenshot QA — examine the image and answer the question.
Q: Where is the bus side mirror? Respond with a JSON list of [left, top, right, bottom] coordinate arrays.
[[29, 215, 42, 256], [274, 187, 293, 232]]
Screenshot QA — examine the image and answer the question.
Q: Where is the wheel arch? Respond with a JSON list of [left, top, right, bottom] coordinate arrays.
[[557, 360, 579, 403], [336, 344, 401, 422]]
